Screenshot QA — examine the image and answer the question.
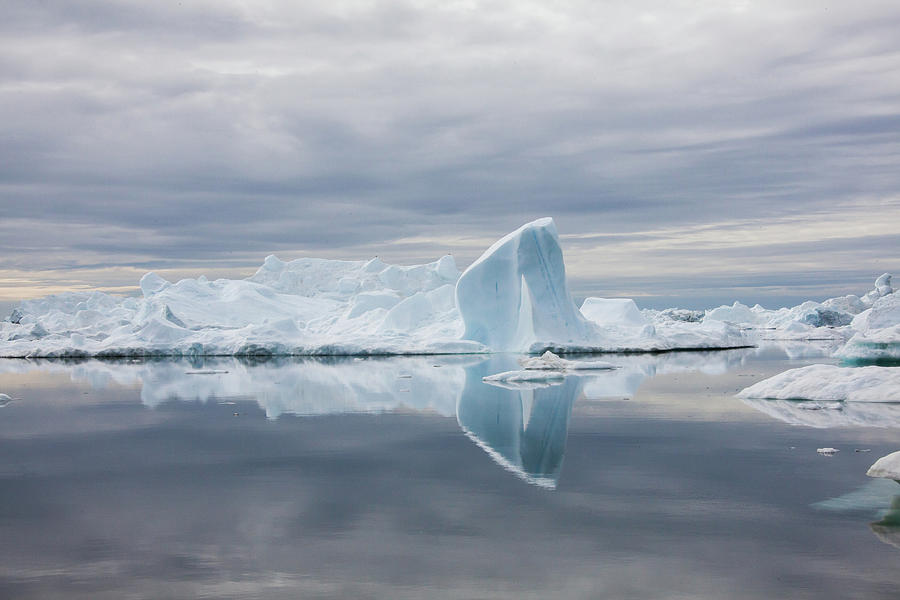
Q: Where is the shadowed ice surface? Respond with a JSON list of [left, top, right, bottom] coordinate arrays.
[[1, 344, 900, 599]]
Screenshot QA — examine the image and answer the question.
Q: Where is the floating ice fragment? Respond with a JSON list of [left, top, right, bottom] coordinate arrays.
[[868, 451, 900, 482], [518, 350, 616, 371], [483, 370, 566, 385], [737, 364, 900, 402], [184, 370, 229, 375]]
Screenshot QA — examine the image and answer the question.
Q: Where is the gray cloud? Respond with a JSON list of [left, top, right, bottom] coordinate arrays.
[[1, 0, 898, 307]]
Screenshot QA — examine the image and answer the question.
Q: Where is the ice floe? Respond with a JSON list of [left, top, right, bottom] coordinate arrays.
[[737, 364, 900, 403], [482, 369, 568, 387], [517, 350, 616, 371], [483, 351, 617, 389]]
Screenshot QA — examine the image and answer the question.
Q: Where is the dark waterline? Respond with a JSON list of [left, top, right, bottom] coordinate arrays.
[[0, 345, 898, 599]]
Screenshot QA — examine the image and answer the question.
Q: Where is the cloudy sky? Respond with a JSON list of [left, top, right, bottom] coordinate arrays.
[[1, 0, 898, 309]]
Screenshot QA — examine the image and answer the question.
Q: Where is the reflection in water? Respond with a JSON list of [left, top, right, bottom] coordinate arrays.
[[457, 364, 581, 488], [735, 342, 900, 429], [871, 496, 900, 550], [811, 480, 900, 552], [0, 343, 839, 488], [6, 346, 900, 599], [740, 398, 900, 429], [812, 478, 900, 513]]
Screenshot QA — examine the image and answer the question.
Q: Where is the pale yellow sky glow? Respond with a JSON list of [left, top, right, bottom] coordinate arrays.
[[1, 198, 895, 305]]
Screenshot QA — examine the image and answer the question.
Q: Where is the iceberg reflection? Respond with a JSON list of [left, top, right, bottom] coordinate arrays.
[[0, 346, 787, 487], [740, 398, 900, 428], [457, 364, 581, 489], [871, 495, 900, 551]]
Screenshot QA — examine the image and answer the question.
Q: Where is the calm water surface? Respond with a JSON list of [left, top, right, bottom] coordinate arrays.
[[1, 344, 898, 599]]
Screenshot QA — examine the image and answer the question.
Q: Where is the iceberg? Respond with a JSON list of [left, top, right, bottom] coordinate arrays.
[[836, 292, 900, 362], [688, 273, 895, 347], [0, 218, 753, 357], [737, 364, 900, 403], [455, 218, 593, 351], [3, 212, 890, 359], [868, 452, 900, 483]]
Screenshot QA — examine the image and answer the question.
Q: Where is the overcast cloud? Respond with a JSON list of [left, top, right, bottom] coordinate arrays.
[[1, 0, 899, 308]]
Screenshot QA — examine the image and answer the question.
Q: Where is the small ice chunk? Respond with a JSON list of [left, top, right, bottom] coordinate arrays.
[[518, 350, 616, 371], [867, 451, 900, 482], [483, 370, 566, 383], [184, 370, 229, 375]]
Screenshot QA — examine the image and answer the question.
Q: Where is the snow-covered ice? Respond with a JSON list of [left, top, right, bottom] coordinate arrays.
[[482, 370, 567, 386], [738, 364, 900, 403], [868, 451, 900, 482], [517, 350, 616, 371], [0, 218, 754, 357], [483, 351, 617, 389], [836, 292, 900, 362], [456, 218, 593, 352], [690, 273, 896, 350], [580, 298, 647, 328], [0, 216, 894, 358]]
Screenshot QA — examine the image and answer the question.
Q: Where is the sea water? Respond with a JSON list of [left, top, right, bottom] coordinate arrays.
[[0, 344, 898, 599]]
